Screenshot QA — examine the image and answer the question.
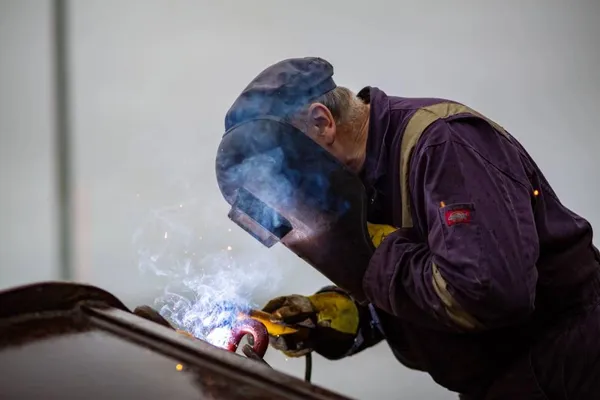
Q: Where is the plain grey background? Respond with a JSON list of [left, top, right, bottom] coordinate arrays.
[[1, 1, 599, 399]]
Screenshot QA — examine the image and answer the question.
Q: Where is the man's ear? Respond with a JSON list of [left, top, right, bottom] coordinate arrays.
[[308, 103, 336, 145]]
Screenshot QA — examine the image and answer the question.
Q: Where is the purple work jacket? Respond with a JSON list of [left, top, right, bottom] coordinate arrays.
[[320, 87, 600, 396]]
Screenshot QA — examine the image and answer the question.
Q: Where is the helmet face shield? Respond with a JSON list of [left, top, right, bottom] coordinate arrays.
[[215, 117, 374, 302]]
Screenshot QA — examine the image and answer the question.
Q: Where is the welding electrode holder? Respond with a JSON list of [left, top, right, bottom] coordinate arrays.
[[243, 312, 313, 382]]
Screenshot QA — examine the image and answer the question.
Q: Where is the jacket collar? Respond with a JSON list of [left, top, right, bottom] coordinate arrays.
[[358, 87, 392, 191]]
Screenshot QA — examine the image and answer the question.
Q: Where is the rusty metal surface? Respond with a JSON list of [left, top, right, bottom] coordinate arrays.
[[0, 281, 353, 400], [0, 281, 129, 318]]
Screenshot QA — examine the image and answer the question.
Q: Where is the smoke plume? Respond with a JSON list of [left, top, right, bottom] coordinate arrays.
[[133, 198, 281, 348]]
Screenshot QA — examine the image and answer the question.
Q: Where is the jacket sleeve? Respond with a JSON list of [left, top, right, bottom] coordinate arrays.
[[362, 120, 540, 332], [315, 285, 384, 359]]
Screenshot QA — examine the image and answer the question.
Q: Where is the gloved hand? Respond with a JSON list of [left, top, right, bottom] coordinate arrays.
[[367, 222, 399, 248], [261, 222, 398, 358], [261, 291, 359, 359]]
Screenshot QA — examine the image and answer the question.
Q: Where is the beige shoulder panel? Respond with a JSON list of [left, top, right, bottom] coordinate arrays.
[[399, 102, 507, 228], [398, 102, 507, 331]]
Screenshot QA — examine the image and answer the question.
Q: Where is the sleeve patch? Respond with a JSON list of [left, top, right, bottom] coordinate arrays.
[[444, 209, 472, 226]]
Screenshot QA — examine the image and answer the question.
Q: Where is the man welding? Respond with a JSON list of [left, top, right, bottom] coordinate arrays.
[[215, 57, 600, 399]]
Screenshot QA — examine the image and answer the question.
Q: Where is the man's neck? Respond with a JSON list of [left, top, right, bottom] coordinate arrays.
[[346, 105, 370, 173]]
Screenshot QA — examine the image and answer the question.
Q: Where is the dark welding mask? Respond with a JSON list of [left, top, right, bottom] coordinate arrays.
[[215, 116, 374, 303]]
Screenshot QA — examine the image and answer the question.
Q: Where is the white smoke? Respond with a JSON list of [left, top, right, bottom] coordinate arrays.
[[132, 198, 281, 348]]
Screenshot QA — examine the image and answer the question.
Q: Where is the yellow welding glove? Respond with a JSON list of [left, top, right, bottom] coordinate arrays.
[[262, 291, 359, 359], [367, 222, 399, 248]]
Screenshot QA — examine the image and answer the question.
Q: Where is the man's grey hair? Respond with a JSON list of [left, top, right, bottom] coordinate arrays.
[[285, 86, 365, 129]]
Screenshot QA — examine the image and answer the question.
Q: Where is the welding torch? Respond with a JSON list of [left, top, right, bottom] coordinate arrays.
[[239, 309, 310, 336], [237, 309, 314, 382]]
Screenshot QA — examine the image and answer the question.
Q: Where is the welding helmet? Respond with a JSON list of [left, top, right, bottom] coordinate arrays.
[[215, 58, 374, 303]]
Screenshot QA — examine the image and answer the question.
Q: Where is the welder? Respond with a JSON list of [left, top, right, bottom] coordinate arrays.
[[215, 57, 600, 399]]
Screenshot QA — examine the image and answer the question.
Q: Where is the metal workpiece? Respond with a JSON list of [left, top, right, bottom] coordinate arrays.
[[0, 281, 352, 400]]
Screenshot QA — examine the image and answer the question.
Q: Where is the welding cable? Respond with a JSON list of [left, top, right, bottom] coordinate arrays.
[[304, 353, 312, 382]]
